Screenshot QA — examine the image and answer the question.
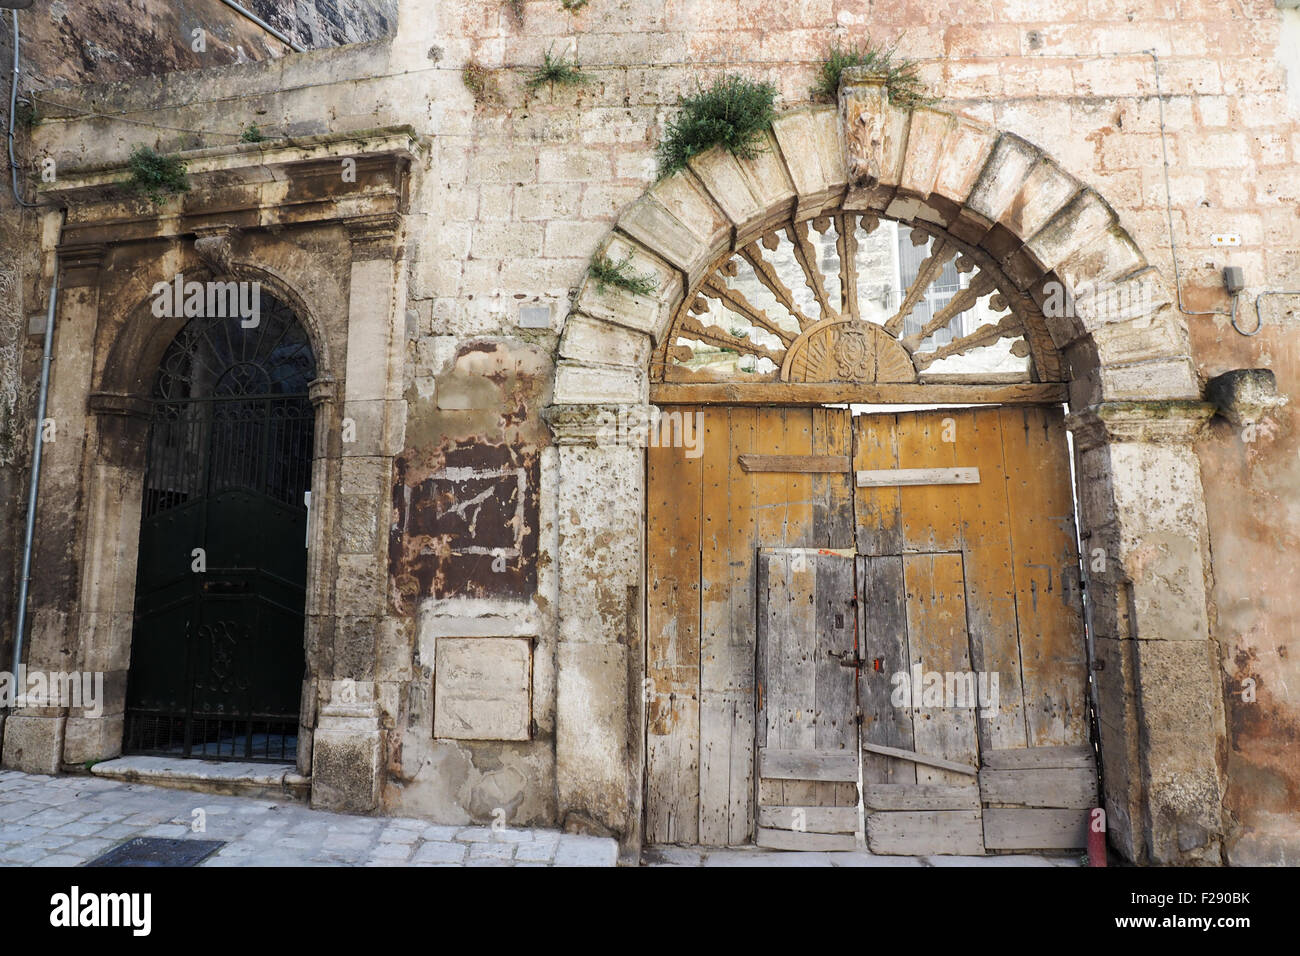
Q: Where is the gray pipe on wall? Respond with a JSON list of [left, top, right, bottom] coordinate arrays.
[[12, 238, 60, 678]]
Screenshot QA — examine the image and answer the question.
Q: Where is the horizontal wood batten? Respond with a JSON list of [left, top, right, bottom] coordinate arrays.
[[856, 467, 980, 487], [739, 453, 851, 473], [649, 382, 1068, 406]]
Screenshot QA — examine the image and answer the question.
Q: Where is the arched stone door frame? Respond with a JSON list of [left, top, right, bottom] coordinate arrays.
[[2, 133, 416, 819], [547, 73, 1224, 865]]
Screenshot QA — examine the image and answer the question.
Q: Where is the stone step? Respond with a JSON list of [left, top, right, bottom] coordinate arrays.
[[87, 755, 310, 803]]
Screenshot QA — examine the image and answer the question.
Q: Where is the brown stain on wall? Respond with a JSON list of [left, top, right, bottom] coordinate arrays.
[[388, 340, 552, 612]]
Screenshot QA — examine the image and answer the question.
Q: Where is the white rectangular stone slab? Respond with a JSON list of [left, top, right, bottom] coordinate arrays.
[[434, 637, 532, 741]]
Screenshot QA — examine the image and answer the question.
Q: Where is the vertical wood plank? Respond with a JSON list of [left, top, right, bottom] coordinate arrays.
[[853, 413, 903, 555], [781, 409, 818, 808], [811, 407, 855, 806], [858, 554, 915, 784], [955, 407, 1029, 752], [998, 406, 1088, 747], [813, 553, 858, 808], [903, 552, 980, 786], [727, 406, 758, 844], [898, 410, 961, 552], [754, 551, 774, 815], [754, 409, 789, 808], [780, 548, 819, 808], [698, 407, 732, 845], [644, 408, 701, 843]]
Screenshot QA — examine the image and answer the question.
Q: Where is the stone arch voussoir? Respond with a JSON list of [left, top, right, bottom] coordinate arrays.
[[555, 76, 1200, 408]]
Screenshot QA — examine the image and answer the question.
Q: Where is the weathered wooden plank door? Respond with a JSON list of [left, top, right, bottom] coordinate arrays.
[[646, 402, 1090, 852], [755, 548, 858, 850], [852, 405, 1088, 854], [646, 406, 854, 845]]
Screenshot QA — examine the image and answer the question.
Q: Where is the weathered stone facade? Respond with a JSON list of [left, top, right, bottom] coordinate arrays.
[[1, 0, 1298, 865]]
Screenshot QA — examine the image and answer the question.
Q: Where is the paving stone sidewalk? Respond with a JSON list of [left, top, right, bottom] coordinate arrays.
[[0, 769, 616, 867], [641, 845, 1084, 867]]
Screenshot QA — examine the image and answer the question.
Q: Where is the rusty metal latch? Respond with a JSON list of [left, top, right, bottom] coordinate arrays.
[[831, 649, 863, 669]]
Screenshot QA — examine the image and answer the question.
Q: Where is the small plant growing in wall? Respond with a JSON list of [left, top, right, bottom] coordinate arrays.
[[124, 145, 191, 205], [239, 124, 266, 143], [505, 0, 525, 26], [463, 58, 491, 103], [811, 38, 934, 109], [589, 251, 658, 297], [656, 73, 778, 178], [560, 0, 589, 10], [526, 47, 592, 91]]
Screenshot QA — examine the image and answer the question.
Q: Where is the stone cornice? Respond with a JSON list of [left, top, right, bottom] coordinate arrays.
[[38, 126, 422, 203], [1067, 401, 1216, 450], [39, 127, 421, 246]]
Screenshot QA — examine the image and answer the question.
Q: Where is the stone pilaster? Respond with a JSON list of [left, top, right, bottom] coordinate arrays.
[[3, 245, 105, 773], [1068, 400, 1225, 865], [309, 216, 406, 811], [545, 404, 647, 845]]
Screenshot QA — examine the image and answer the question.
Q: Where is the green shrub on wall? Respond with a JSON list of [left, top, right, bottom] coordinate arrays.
[[656, 74, 778, 178], [124, 146, 191, 205], [811, 38, 934, 108]]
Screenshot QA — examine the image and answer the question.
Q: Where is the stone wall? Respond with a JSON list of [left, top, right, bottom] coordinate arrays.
[[2, 0, 1298, 862]]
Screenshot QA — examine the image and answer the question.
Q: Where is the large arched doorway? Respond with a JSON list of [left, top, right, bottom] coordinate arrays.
[[547, 80, 1224, 862], [123, 293, 317, 763], [642, 209, 1091, 852]]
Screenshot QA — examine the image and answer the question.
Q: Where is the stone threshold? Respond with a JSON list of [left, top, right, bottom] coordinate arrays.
[[87, 755, 311, 803]]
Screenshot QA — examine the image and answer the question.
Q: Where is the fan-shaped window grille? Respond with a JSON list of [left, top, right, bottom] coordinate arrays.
[[654, 213, 1063, 386], [144, 294, 317, 517]]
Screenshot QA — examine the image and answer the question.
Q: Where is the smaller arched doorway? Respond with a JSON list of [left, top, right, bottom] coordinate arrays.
[[123, 293, 316, 762]]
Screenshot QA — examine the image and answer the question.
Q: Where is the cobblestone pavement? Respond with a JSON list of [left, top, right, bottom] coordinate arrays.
[[0, 770, 617, 867], [0, 770, 1084, 867]]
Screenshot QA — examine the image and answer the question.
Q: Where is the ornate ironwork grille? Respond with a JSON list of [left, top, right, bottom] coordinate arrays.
[[125, 294, 316, 762]]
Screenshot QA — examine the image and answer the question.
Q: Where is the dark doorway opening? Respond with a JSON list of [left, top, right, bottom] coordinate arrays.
[[124, 293, 316, 763]]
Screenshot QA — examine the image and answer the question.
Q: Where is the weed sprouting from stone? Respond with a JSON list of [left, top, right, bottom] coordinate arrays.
[[589, 252, 658, 297], [526, 48, 592, 91], [124, 146, 191, 205], [811, 38, 934, 109], [656, 73, 778, 178]]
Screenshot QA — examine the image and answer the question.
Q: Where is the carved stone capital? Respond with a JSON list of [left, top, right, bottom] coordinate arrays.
[[309, 377, 339, 407], [544, 403, 658, 447], [1067, 401, 1216, 450], [87, 391, 153, 420], [56, 242, 107, 288], [343, 213, 402, 260], [193, 225, 241, 274]]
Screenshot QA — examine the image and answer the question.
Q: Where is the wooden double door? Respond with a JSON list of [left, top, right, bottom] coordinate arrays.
[[646, 405, 1091, 851]]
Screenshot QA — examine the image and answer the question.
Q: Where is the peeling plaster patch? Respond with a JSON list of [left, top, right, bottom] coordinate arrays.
[[390, 341, 551, 610]]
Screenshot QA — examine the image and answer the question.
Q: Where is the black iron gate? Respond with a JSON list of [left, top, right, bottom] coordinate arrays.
[[125, 297, 316, 762]]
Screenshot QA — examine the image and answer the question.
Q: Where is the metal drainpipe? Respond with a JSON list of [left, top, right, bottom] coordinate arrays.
[[12, 228, 61, 679], [216, 0, 309, 54]]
